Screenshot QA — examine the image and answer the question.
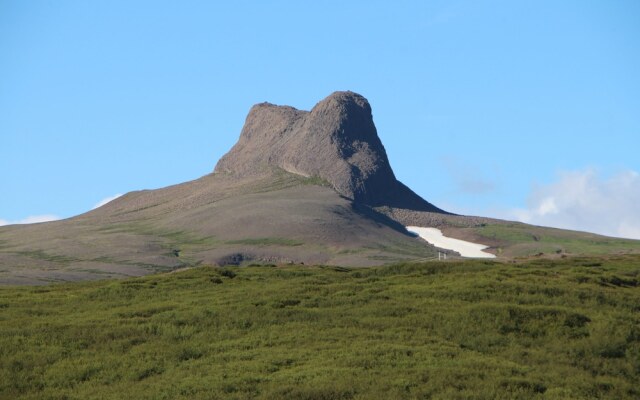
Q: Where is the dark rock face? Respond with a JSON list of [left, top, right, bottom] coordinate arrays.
[[215, 91, 446, 213]]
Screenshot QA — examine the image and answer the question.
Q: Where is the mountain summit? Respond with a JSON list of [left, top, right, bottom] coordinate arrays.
[[215, 91, 445, 212]]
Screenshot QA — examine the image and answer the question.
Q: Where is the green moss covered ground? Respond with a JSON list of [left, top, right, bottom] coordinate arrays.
[[1, 255, 639, 399]]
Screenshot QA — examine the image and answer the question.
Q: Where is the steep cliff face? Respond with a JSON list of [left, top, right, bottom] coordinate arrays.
[[215, 91, 446, 212]]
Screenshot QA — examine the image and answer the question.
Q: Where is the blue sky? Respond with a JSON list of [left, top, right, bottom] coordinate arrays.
[[1, 1, 639, 238]]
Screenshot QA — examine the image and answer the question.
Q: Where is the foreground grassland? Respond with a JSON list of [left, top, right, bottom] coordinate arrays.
[[1, 256, 639, 399]]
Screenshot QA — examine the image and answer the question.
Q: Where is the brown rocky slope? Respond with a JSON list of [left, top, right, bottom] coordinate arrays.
[[1, 91, 638, 284]]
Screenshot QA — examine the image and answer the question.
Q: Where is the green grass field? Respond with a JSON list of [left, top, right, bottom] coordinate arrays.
[[1, 255, 639, 399], [474, 223, 640, 257]]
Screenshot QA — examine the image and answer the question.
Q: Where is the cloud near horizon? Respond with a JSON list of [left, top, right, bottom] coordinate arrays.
[[0, 214, 61, 226], [509, 168, 640, 240], [0, 193, 124, 227], [93, 194, 123, 209]]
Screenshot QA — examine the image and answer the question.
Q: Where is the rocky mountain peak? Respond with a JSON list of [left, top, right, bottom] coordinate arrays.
[[215, 91, 445, 212]]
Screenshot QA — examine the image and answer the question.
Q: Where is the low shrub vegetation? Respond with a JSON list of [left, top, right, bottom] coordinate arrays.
[[0, 255, 639, 399]]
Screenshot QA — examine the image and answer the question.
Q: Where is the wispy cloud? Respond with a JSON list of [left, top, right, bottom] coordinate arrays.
[[0, 214, 60, 226], [508, 168, 640, 240], [0, 193, 124, 227], [93, 194, 123, 209], [441, 157, 497, 195], [424, 4, 461, 27]]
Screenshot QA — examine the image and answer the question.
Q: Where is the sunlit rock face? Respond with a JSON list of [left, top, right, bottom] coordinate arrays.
[[215, 91, 445, 212]]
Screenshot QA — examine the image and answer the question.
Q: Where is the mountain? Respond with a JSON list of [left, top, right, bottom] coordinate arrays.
[[1, 91, 639, 284], [216, 91, 444, 211]]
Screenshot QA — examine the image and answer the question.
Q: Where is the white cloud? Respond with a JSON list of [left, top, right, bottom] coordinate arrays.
[[0, 214, 61, 226], [536, 197, 558, 216], [93, 193, 123, 209], [509, 169, 640, 240], [0, 193, 124, 227]]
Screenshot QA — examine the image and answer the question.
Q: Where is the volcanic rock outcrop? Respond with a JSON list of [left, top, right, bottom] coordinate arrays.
[[215, 91, 446, 212]]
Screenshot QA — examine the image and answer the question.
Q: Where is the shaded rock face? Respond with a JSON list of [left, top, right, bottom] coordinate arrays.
[[215, 91, 446, 212]]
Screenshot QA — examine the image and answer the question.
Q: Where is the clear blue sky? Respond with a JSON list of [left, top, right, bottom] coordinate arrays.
[[2, 1, 639, 238]]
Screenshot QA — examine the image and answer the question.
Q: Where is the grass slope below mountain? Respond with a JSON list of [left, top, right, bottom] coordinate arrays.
[[0, 170, 437, 285], [439, 223, 640, 258], [2, 168, 639, 285], [1, 254, 638, 399]]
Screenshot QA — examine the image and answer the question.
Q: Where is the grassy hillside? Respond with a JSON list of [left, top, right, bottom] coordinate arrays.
[[494, 224, 640, 255], [1, 255, 639, 399], [0, 172, 439, 284], [440, 222, 640, 258]]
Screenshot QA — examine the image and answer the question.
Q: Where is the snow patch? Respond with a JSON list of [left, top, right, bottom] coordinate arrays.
[[407, 226, 496, 258]]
